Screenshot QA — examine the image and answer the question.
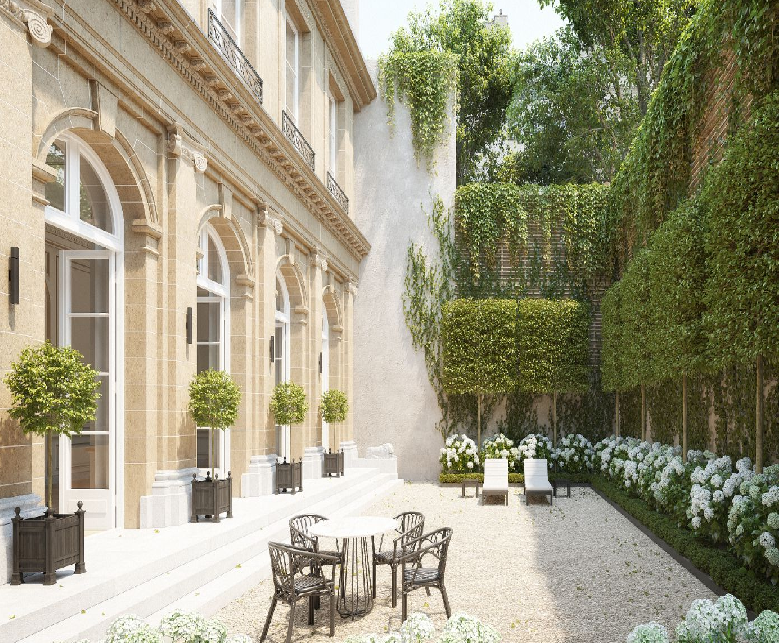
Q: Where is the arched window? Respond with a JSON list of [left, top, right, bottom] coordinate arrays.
[[196, 226, 230, 472], [275, 276, 291, 460], [43, 132, 123, 531], [321, 306, 330, 449]]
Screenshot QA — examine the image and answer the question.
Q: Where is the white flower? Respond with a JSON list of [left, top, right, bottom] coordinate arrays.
[[758, 531, 776, 549]]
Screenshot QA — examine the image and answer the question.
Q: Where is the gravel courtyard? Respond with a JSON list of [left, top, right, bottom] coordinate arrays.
[[216, 484, 716, 642]]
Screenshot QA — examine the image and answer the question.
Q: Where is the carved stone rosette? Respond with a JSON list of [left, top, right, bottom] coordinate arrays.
[[1, 0, 54, 47]]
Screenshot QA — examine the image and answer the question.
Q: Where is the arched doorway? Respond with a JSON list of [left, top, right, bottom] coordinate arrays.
[[196, 225, 231, 475], [43, 132, 124, 531], [275, 276, 291, 460]]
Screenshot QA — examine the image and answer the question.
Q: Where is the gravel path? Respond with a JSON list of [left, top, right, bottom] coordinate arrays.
[[216, 484, 716, 642]]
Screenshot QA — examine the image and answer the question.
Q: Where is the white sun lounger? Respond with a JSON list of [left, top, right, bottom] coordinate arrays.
[[523, 458, 553, 506], [482, 458, 509, 505]]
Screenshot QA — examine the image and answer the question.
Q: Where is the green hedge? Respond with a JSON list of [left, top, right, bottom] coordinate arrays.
[[439, 472, 525, 484], [515, 299, 590, 394], [591, 476, 779, 614], [441, 299, 517, 395]]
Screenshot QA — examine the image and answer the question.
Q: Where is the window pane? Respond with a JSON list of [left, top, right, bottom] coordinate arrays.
[[207, 236, 222, 283], [221, 0, 239, 40], [71, 433, 109, 490], [82, 376, 109, 432], [197, 428, 220, 469], [70, 316, 109, 373], [45, 142, 66, 211], [198, 344, 220, 373], [70, 258, 109, 314], [197, 301, 221, 343], [286, 22, 296, 117], [80, 156, 113, 234]]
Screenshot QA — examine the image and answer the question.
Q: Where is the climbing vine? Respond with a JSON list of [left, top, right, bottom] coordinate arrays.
[[378, 49, 457, 166]]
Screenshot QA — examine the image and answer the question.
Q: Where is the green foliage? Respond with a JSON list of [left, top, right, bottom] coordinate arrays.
[[320, 389, 348, 424], [599, 281, 623, 392], [269, 382, 308, 426], [378, 0, 515, 182], [540, 0, 696, 116], [702, 91, 779, 368], [618, 248, 654, 388], [188, 370, 241, 432], [378, 49, 457, 165], [591, 476, 779, 614], [439, 472, 525, 484], [647, 199, 707, 379], [441, 299, 517, 395], [505, 26, 640, 184], [4, 341, 100, 439], [515, 299, 590, 394]]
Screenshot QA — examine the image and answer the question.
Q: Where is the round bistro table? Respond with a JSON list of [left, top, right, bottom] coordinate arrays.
[[308, 516, 397, 618]]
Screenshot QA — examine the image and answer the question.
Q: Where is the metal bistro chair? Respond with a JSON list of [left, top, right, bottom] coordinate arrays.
[[398, 527, 453, 622], [261, 542, 339, 643], [289, 514, 343, 569], [372, 511, 425, 607]]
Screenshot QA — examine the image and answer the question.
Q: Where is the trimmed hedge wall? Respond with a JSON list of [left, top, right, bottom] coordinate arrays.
[[439, 472, 525, 484]]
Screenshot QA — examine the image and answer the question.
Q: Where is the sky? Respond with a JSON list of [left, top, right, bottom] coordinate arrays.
[[357, 0, 565, 61]]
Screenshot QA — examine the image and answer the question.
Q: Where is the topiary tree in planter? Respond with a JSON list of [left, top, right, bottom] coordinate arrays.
[[320, 389, 348, 477], [270, 382, 308, 492], [188, 369, 241, 522], [4, 340, 100, 584]]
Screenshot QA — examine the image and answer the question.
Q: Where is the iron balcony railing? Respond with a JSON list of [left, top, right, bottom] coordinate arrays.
[[282, 110, 315, 171], [207, 9, 263, 105], [326, 172, 349, 213]]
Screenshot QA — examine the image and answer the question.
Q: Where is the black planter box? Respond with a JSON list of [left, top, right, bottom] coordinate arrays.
[[191, 472, 233, 523], [11, 502, 86, 585], [275, 458, 303, 494], [323, 450, 344, 477]]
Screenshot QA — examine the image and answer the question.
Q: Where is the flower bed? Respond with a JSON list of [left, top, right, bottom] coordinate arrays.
[[439, 472, 524, 484], [627, 594, 778, 643], [439, 434, 480, 473], [343, 612, 499, 643]]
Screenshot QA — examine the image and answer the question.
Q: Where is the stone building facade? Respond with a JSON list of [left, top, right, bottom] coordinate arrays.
[[0, 0, 374, 542]]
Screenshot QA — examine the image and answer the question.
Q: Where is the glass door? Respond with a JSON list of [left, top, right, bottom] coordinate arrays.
[[274, 321, 290, 461], [321, 307, 330, 450], [60, 251, 115, 531]]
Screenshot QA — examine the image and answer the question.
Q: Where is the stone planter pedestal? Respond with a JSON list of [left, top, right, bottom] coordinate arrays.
[[11, 503, 86, 586], [241, 454, 277, 497], [190, 472, 233, 523]]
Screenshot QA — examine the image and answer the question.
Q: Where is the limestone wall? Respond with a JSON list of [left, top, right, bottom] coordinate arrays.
[[352, 61, 456, 481]]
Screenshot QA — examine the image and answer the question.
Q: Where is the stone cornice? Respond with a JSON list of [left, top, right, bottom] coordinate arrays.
[[307, 0, 376, 111], [105, 0, 370, 261]]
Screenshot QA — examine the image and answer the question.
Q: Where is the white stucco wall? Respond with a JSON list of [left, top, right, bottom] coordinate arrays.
[[352, 61, 456, 481]]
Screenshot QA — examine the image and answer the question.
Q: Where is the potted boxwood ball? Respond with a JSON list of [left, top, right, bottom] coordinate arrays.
[[270, 381, 308, 493], [5, 341, 100, 585], [320, 389, 348, 477], [188, 369, 241, 523]]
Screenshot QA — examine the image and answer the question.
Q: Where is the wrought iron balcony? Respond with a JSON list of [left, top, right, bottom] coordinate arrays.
[[327, 172, 349, 213], [207, 9, 263, 105], [282, 111, 315, 171]]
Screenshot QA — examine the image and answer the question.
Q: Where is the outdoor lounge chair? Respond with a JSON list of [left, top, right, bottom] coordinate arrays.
[[261, 542, 339, 642], [523, 458, 553, 506], [398, 527, 453, 622], [482, 458, 509, 505], [372, 511, 425, 607]]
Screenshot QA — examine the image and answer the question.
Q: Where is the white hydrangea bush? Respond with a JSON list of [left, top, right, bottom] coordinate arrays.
[[516, 433, 553, 471], [440, 434, 480, 473], [344, 612, 500, 643], [481, 434, 520, 470], [79, 611, 249, 643], [629, 596, 778, 643], [438, 613, 501, 643], [688, 454, 735, 543], [550, 433, 595, 474]]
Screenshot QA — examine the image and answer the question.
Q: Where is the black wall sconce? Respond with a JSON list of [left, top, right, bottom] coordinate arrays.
[[9, 247, 19, 306], [269, 335, 275, 363], [319, 352, 322, 374], [186, 307, 193, 345]]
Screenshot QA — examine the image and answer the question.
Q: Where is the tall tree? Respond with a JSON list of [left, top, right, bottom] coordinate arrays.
[[503, 27, 640, 185], [539, 0, 696, 116], [390, 0, 516, 184]]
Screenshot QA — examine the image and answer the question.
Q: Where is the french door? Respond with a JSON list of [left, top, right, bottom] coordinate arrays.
[[59, 250, 116, 531], [274, 321, 291, 461], [321, 308, 330, 450]]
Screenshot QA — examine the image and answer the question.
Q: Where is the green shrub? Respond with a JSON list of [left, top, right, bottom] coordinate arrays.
[[270, 382, 308, 426], [320, 389, 348, 424], [439, 472, 525, 484]]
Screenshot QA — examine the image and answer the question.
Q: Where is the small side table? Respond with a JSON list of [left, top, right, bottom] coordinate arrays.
[[552, 478, 571, 498], [461, 479, 482, 498]]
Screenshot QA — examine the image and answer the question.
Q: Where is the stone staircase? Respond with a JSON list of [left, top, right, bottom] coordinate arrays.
[[0, 468, 402, 643]]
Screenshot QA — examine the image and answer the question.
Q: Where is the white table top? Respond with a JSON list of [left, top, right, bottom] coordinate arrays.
[[308, 516, 398, 539]]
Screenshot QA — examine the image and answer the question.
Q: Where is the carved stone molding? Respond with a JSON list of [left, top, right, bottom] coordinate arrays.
[[166, 124, 207, 173], [293, 305, 309, 325], [131, 218, 163, 256], [259, 208, 283, 235], [31, 157, 56, 206], [310, 251, 328, 273], [0, 0, 54, 47], [345, 281, 358, 296]]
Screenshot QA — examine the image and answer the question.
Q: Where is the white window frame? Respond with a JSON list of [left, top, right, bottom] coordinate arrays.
[[44, 132, 124, 530], [285, 13, 299, 123], [196, 226, 231, 475], [328, 91, 337, 175], [214, 0, 242, 43], [275, 276, 291, 461]]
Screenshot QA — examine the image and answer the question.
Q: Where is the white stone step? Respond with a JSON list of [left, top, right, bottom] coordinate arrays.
[[0, 468, 393, 643], [11, 471, 401, 643]]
